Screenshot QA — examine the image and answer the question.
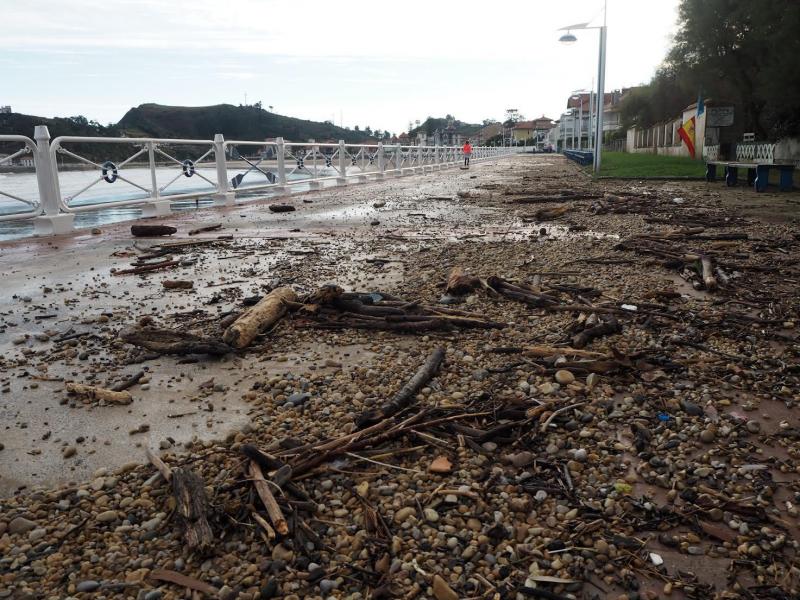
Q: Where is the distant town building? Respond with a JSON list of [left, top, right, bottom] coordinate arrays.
[[0, 106, 11, 114], [512, 117, 555, 147], [553, 88, 635, 150]]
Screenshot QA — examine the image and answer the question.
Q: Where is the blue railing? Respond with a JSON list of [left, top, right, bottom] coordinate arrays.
[[563, 150, 594, 166]]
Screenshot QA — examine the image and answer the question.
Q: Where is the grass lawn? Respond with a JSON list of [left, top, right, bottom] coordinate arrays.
[[595, 151, 707, 178]]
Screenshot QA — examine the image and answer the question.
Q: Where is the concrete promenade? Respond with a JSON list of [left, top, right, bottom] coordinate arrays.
[[1, 154, 799, 599]]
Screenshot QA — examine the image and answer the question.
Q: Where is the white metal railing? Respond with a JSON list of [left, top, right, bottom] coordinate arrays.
[[51, 136, 220, 212], [703, 144, 720, 162], [2, 126, 520, 235], [735, 142, 775, 164], [0, 135, 43, 222]]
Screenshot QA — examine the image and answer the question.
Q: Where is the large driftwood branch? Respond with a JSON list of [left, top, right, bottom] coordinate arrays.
[[222, 286, 297, 348], [120, 326, 231, 356], [171, 467, 214, 551], [65, 382, 132, 405], [113, 259, 179, 276], [355, 347, 445, 429], [248, 461, 289, 536], [572, 316, 621, 349], [131, 225, 177, 237], [445, 266, 482, 296]]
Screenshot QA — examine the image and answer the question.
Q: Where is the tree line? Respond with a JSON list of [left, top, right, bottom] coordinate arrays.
[[621, 0, 800, 139]]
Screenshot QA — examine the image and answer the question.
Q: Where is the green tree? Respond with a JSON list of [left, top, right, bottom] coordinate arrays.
[[623, 0, 800, 138]]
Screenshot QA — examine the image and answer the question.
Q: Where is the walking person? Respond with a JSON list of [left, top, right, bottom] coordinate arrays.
[[462, 140, 472, 168]]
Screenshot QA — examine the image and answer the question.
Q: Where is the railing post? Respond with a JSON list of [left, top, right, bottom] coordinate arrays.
[[32, 125, 74, 235], [376, 142, 385, 179], [308, 140, 322, 189], [141, 140, 171, 217], [147, 141, 159, 201], [275, 137, 288, 194], [336, 139, 348, 185], [417, 143, 423, 172], [213, 133, 235, 206]]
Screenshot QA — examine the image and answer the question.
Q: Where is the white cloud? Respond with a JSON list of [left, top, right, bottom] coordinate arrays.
[[2, 0, 681, 132]]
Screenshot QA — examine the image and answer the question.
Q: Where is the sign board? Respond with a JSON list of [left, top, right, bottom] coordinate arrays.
[[706, 106, 734, 127]]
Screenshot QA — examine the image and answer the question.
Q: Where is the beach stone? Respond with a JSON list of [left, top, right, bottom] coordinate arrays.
[[423, 508, 439, 523], [259, 580, 278, 598], [76, 581, 101, 592], [9, 517, 37, 535], [574, 448, 588, 462], [271, 544, 294, 562], [700, 428, 716, 443], [432, 574, 458, 600], [586, 373, 600, 389], [287, 392, 311, 407], [746, 420, 760, 433], [681, 400, 703, 416], [96, 510, 119, 523], [394, 507, 415, 523], [555, 370, 575, 385], [144, 591, 163, 600]]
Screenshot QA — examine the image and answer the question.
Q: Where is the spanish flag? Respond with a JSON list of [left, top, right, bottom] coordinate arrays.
[[678, 116, 696, 159]]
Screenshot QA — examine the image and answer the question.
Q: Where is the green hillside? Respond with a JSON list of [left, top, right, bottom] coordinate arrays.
[[0, 103, 383, 148], [117, 103, 368, 143]]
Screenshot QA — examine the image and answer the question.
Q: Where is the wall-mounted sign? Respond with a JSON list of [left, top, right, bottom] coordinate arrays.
[[706, 106, 734, 127]]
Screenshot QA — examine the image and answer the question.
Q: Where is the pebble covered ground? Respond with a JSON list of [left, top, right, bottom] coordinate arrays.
[[1, 155, 799, 599]]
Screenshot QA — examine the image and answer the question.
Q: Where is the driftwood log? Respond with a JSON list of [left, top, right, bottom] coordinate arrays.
[[355, 347, 445, 428], [171, 468, 214, 551], [534, 205, 573, 221], [523, 346, 608, 359], [248, 462, 289, 536], [269, 204, 296, 213], [113, 260, 179, 276], [162, 280, 194, 290], [222, 286, 297, 348], [445, 266, 482, 296], [188, 223, 222, 236], [120, 326, 231, 356], [700, 254, 717, 290], [131, 225, 177, 237], [65, 382, 132, 404], [572, 316, 621, 349], [110, 370, 145, 392]]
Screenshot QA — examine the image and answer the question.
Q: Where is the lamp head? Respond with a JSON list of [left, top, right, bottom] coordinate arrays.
[[559, 31, 578, 44]]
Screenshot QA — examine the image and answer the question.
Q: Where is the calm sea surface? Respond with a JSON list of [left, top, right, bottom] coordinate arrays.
[[0, 165, 334, 241]]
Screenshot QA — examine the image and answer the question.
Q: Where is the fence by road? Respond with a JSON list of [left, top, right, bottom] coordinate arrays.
[[0, 126, 519, 235]]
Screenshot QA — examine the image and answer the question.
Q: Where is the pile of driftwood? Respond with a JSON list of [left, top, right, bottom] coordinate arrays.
[[291, 284, 505, 333], [615, 232, 732, 291], [144, 341, 680, 580]]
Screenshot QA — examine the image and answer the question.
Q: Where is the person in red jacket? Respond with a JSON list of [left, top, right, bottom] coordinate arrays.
[[462, 140, 472, 167]]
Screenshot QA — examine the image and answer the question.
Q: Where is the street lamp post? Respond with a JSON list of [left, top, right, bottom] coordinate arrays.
[[558, 0, 607, 173]]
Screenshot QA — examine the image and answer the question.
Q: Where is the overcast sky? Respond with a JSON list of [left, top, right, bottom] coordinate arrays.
[[1, 0, 682, 134]]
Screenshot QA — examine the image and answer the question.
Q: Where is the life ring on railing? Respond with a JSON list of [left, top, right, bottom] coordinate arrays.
[[182, 159, 195, 177], [325, 157, 332, 167], [101, 161, 118, 183], [296, 158, 305, 169]]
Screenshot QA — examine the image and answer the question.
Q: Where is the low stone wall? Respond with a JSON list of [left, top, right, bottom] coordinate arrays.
[[775, 137, 800, 165]]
